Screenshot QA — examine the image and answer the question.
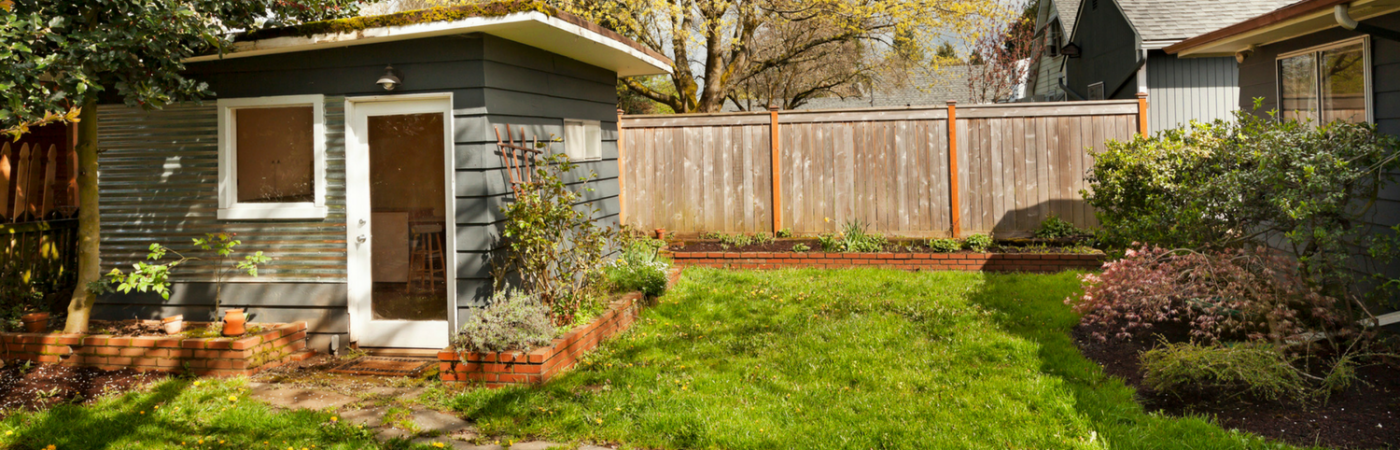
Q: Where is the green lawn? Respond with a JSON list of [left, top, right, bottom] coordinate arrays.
[[438, 268, 1306, 450]]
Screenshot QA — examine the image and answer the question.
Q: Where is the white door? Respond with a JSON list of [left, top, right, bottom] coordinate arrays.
[[346, 95, 456, 348]]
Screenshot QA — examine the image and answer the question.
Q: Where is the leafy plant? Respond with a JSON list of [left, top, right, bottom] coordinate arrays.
[[817, 234, 841, 252], [839, 219, 886, 252], [92, 233, 269, 319], [751, 232, 775, 245], [792, 243, 811, 252], [452, 289, 555, 353], [776, 228, 794, 238], [1139, 339, 1354, 404], [498, 151, 617, 326], [605, 238, 671, 298], [927, 238, 961, 253], [963, 234, 992, 253], [718, 233, 754, 248], [1032, 215, 1082, 239]]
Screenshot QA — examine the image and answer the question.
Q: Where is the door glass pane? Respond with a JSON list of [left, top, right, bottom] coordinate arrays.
[[1279, 53, 1318, 123], [1320, 43, 1366, 123], [368, 113, 448, 321], [235, 107, 315, 202]]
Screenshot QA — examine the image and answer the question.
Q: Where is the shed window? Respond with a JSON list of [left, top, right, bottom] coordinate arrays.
[[1277, 37, 1370, 124], [564, 119, 602, 161], [217, 95, 328, 220]]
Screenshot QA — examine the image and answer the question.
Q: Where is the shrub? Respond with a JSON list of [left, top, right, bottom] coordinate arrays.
[[1083, 106, 1400, 302], [718, 233, 753, 248], [1140, 340, 1315, 403], [776, 228, 794, 238], [840, 219, 886, 252], [1068, 245, 1343, 344], [605, 238, 671, 297], [964, 234, 992, 253], [498, 151, 616, 326], [453, 289, 555, 353], [1032, 215, 1081, 239], [927, 238, 961, 253], [752, 232, 775, 245], [792, 243, 811, 252], [817, 234, 841, 252]]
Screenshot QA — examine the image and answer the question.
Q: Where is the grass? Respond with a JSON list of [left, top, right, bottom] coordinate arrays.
[[434, 268, 1309, 450], [0, 378, 389, 450]]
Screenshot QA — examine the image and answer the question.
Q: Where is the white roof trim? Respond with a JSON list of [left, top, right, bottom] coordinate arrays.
[[184, 11, 672, 77], [1142, 39, 1182, 50]]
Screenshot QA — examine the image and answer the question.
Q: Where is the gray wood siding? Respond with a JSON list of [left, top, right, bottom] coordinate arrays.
[[1064, 0, 1141, 100], [1146, 52, 1240, 131]]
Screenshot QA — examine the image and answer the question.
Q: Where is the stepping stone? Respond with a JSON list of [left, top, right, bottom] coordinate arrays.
[[338, 406, 387, 428], [510, 442, 566, 450], [579, 446, 615, 450], [376, 427, 414, 441], [411, 409, 473, 434], [409, 437, 501, 450], [250, 387, 360, 410]]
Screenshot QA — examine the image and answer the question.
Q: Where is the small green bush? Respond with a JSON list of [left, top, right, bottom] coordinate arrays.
[[840, 219, 886, 252], [605, 239, 671, 297], [752, 232, 775, 245], [1033, 215, 1082, 239], [792, 243, 811, 252], [964, 234, 992, 252], [718, 233, 754, 248], [454, 289, 556, 353], [927, 238, 961, 253], [817, 234, 841, 252], [1139, 340, 1352, 403], [776, 228, 794, 238]]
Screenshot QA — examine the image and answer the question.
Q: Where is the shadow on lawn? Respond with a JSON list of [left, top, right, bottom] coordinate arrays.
[[10, 379, 191, 450]]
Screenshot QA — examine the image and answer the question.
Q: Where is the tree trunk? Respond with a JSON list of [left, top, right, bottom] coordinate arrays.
[[63, 98, 100, 333]]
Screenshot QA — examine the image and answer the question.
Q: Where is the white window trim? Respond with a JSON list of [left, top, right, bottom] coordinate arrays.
[[564, 119, 603, 162], [1275, 36, 1373, 124], [217, 94, 329, 220]]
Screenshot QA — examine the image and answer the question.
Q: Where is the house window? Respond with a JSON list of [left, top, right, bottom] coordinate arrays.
[[1277, 37, 1370, 124], [564, 119, 602, 161], [1045, 20, 1063, 58], [1087, 82, 1105, 100], [217, 95, 328, 220]]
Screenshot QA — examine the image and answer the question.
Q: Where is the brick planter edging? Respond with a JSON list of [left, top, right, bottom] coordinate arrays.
[[438, 268, 683, 388], [669, 251, 1105, 272], [1, 321, 313, 377]]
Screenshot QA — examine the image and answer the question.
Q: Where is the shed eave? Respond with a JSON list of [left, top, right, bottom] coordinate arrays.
[[1167, 0, 1400, 56], [184, 11, 673, 77]]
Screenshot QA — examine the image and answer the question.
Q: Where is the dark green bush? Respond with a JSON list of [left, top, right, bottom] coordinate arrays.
[[605, 238, 671, 297], [1032, 215, 1082, 239], [927, 238, 961, 253], [964, 234, 992, 253]]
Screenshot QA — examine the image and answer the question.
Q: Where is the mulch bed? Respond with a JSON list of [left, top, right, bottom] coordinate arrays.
[[1074, 323, 1400, 449], [674, 238, 1098, 254], [0, 362, 169, 414]]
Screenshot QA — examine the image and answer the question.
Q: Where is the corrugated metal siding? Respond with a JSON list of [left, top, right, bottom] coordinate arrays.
[[96, 98, 347, 283], [1147, 54, 1239, 132]]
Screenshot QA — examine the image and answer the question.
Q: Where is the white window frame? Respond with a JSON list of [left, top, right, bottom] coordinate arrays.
[[1275, 36, 1372, 124], [1087, 82, 1105, 100], [217, 94, 329, 220], [564, 119, 602, 161]]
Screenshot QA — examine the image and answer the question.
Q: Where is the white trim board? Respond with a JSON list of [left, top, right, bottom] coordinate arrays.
[[216, 94, 330, 220]]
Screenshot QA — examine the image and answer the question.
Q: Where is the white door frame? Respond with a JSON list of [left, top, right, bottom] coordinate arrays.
[[344, 93, 457, 348]]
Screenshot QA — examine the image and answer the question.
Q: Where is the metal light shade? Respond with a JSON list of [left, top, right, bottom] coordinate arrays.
[[1060, 43, 1081, 58], [376, 65, 401, 91]]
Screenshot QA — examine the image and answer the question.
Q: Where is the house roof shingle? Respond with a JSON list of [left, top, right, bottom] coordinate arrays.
[[1113, 0, 1298, 42], [1051, 0, 1082, 35]]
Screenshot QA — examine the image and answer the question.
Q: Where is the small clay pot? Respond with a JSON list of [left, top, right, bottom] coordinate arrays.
[[161, 315, 184, 335], [221, 309, 247, 337], [20, 312, 49, 333], [655, 228, 668, 240]]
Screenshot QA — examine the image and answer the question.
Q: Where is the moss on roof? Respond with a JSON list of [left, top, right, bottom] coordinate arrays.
[[239, 0, 556, 41]]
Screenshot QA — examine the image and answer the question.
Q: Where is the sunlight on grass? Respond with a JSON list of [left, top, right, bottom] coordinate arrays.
[[439, 268, 1311, 450]]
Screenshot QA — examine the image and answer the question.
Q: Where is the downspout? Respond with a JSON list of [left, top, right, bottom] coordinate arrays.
[[1059, 76, 1086, 100], [1336, 4, 1400, 42], [1109, 53, 1148, 99]]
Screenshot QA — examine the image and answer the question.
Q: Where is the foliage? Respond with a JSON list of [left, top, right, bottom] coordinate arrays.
[[498, 151, 617, 326], [553, 0, 1006, 113], [966, 7, 1041, 103], [815, 220, 888, 252], [927, 238, 962, 253], [92, 234, 268, 318], [1033, 215, 1083, 240], [1140, 339, 1354, 404], [752, 232, 775, 246], [1083, 107, 1400, 304], [453, 289, 556, 353], [964, 234, 992, 252], [791, 243, 811, 252], [817, 234, 842, 252], [240, 1, 549, 40], [605, 237, 671, 297], [776, 228, 794, 238], [1068, 245, 1344, 345]]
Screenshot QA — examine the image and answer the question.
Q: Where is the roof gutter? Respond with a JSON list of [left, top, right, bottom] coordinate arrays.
[[1335, 4, 1400, 41]]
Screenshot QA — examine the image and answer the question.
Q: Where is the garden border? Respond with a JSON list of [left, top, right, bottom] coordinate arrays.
[[669, 251, 1104, 272], [0, 322, 313, 377]]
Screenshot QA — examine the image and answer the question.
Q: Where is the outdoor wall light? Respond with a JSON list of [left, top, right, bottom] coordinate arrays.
[[376, 65, 402, 91], [1059, 42, 1081, 58]]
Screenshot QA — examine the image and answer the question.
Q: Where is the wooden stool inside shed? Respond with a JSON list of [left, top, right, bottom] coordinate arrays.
[[408, 223, 445, 293]]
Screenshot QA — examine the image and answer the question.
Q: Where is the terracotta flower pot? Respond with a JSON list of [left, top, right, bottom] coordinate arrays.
[[221, 309, 247, 337], [655, 228, 668, 240], [161, 315, 184, 335], [20, 312, 49, 333]]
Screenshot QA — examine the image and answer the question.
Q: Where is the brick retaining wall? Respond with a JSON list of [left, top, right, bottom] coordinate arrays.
[[670, 251, 1104, 272], [1, 322, 313, 377]]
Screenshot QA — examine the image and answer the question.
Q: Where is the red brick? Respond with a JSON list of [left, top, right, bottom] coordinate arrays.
[[95, 346, 121, 356], [108, 357, 133, 365], [119, 347, 148, 357], [106, 337, 130, 347], [40, 345, 72, 356], [181, 339, 206, 349], [205, 339, 232, 350], [155, 337, 183, 348], [130, 337, 158, 348], [82, 336, 111, 346]]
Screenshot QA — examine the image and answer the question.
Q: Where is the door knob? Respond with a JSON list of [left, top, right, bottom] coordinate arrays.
[[357, 234, 368, 243]]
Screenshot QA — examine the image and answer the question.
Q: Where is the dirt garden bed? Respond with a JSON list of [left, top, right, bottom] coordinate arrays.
[[1074, 323, 1400, 449], [674, 237, 1097, 254], [1, 321, 314, 377]]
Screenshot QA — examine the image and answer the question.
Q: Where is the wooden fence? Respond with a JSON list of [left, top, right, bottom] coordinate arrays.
[[618, 95, 1148, 237], [0, 141, 79, 223], [0, 219, 79, 293]]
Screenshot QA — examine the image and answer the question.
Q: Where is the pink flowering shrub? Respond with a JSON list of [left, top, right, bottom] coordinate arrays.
[[1068, 245, 1344, 344]]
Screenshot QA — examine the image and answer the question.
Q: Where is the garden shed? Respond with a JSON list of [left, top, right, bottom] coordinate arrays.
[[90, 4, 672, 352]]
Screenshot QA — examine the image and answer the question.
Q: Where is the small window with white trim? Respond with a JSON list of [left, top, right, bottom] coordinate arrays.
[[1277, 36, 1370, 124], [564, 119, 602, 161], [217, 95, 328, 220], [1087, 82, 1105, 100]]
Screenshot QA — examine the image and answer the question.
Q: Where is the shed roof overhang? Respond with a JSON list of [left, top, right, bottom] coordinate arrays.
[[1166, 0, 1400, 57], [184, 10, 673, 78]]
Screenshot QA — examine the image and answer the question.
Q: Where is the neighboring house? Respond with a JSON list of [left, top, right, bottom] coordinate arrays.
[[1059, 0, 1292, 131], [1025, 0, 1079, 102], [91, 6, 671, 352], [723, 66, 976, 112]]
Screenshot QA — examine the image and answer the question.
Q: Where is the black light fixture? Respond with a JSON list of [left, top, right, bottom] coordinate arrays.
[[376, 65, 402, 91], [1059, 42, 1082, 58]]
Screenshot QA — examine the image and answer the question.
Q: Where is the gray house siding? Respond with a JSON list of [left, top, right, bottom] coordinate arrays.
[[1145, 52, 1239, 131], [1064, 0, 1140, 100], [94, 34, 621, 351]]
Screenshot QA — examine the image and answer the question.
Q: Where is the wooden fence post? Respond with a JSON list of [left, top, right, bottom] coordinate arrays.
[[769, 105, 783, 234], [616, 109, 627, 227], [1137, 92, 1149, 138], [946, 100, 960, 239]]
